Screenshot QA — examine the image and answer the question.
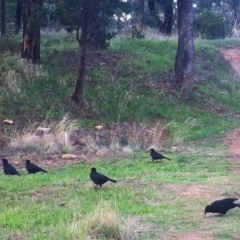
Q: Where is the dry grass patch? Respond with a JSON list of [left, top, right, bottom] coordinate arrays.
[[28, 185, 68, 202], [166, 231, 213, 240], [68, 201, 137, 240], [108, 121, 171, 151], [10, 115, 75, 155], [180, 184, 214, 199]]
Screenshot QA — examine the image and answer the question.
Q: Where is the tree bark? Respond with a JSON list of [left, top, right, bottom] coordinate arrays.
[[148, 0, 163, 30], [71, 1, 91, 103], [21, 0, 42, 64], [15, 0, 22, 35], [175, 0, 195, 90], [135, 0, 144, 32], [148, 0, 173, 35], [160, 1, 173, 35], [0, 0, 5, 36]]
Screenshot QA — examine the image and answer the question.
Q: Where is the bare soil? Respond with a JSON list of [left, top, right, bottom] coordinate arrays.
[[221, 48, 240, 176], [224, 127, 240, 175], [180, 184, 214, 198], [167, 232, 213, 240], [167, 48, 240, 240], [220, 48, 240, 76]]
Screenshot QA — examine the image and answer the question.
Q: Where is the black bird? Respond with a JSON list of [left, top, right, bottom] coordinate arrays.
[[26, 160, 47, 174], [150, 148, 171, 161], [1, 159, 20, 176], [90, 167, 117, 187], [204, 198, 240, 216]]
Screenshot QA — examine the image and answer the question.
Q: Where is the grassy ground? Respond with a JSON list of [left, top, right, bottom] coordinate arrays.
[[0, 141, 240, 239]]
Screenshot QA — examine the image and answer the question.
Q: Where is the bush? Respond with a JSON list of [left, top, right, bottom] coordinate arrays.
[[194, 10, 228, 39]]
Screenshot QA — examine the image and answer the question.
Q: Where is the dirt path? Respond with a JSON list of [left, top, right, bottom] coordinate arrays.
[[167, 48, 240, 239], [221, 48, 240, 176], [224, 127, 240, 175], [220, 48, 240, 76]]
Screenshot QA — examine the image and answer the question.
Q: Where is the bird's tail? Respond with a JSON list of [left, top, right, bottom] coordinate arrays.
[[108, 178, 117, 183], [234, 203, 240, 207], [164, 157, 171, 161], [41, 169, 47, 173]]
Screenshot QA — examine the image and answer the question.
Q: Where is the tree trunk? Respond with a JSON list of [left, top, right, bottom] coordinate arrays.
[[71, 1, 91, 103], [160, 1, 173, 35], [15, 0, 22, 35], [0, 0, 5, 36], [21, 0, 42, 64], [175, 0, 195, 90], [135, 0, 144, 32], [148, 0, 163, 30]]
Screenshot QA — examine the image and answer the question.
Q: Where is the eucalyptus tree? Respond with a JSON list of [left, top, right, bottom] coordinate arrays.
[[175, 0, 195, 90], [0, 0, 5, 35], [147, 0, 174, 35], [21, 0, 47, 64], [55, 0, 130, 103]]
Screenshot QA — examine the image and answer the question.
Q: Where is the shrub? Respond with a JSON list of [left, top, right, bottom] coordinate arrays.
[[194, 10, 228, 39]]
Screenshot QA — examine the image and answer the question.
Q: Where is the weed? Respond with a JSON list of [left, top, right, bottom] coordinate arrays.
[[68, 200, 136, 239], [170, 117, 197, 147]]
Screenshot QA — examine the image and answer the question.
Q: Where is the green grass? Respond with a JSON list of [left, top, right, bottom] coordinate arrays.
[[0, 145, 240, 239], [197, 37, 240, 48]]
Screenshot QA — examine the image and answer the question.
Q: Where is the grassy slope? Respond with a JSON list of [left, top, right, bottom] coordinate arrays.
[[1, 35, 240, 239], [1, 36, 240, 140]]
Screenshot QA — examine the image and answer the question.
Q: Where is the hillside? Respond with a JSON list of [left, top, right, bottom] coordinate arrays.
[[1, 34, 240, 239], [1, 36, 240, 154]]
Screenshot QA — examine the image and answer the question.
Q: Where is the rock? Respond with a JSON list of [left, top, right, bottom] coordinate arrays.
[[122, 146, 133, 153], [72, 145, 83, 151], [79, 135, 97, 148], [62, 154, 77, 159], [3, 119, 14, 125], [95, 148, 113, 157], [171, 146, 181, 153], [95, 125, 103, 130], [37, 127, 51, 134]]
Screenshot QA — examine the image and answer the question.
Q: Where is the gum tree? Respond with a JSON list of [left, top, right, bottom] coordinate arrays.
[[0, 0, 5, 35], [21, 0, 45, 64], [175, 0, 195, 90], [55, 0, 130, 103]]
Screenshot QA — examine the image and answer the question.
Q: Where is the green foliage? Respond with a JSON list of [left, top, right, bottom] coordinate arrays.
[[194, 10, 228, 39], [54, 0, 131, 50]]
